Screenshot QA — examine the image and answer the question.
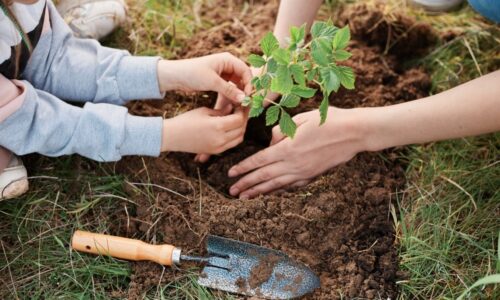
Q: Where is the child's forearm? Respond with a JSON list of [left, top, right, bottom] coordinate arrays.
[[363, 70, 500, 151], [24, 3, 163, 105], [0, 80, 162, 161], [274, 0, 323, 45]]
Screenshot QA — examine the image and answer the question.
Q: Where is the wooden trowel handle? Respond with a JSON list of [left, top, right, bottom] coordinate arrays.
[[71, 230, 180, 266]]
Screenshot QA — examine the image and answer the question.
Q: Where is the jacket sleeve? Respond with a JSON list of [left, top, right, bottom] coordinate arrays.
[[0, 79, 163, 161], [22, 1, 164, 105]]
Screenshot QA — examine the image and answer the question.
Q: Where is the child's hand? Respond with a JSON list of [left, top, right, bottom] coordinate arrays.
[[194, 94, 250, 163], [161, 107, 246, 154], [194, 67, 267, 163], [157, 53, 253, 104]]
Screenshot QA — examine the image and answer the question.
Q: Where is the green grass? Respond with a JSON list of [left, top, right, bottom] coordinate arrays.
[[410, 6, 500, 92], [0, 156, 131, 299], [397, 136, 500, 299], [1, 0, 499, 299], [102, 0, 199, 58], [396, 3, 500, 299]]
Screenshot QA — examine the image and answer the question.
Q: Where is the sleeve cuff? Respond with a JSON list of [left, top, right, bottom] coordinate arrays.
[[117, 56, 166, 101], [120, 114, 163, 157]]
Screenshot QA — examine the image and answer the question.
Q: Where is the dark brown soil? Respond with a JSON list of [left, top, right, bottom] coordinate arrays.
[[337, 3, 437, 58], [114, 1, 433, 299]]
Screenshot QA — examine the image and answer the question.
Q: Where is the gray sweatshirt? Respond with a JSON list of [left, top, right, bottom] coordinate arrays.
[[0, 1, 163, 162]]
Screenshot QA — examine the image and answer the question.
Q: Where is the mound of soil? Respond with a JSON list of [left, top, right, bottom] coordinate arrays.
[[338, 3, 437, 58], [115, 1, 432, 299]]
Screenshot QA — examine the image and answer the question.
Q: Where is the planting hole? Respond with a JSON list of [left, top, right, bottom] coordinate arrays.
[[172, 117, 272, 196]]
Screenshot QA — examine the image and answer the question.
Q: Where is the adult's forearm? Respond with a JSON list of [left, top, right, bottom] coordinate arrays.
[[257, 0, 323, 103], [274, 0, 323, 45], [363, 70, 500, 151]]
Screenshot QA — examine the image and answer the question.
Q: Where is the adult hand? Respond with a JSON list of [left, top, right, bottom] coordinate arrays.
[[227, 107, 368, 199], [157, 52, 253, 104], [161, 107, 246, 154]]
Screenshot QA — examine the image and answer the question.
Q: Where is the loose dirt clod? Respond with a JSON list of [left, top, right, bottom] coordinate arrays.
[[115, 1, 433, 299], [248, 254, 282, 289], [235, 276, 247, 292]]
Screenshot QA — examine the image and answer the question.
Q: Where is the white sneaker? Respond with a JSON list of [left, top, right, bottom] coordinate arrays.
[[56, 0, 128, 40], [0, 155, 28, 201], [409, 0, 465, 13]]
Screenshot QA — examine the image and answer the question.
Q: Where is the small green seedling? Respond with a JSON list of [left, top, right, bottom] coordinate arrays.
[[244, 21, 355, 138]]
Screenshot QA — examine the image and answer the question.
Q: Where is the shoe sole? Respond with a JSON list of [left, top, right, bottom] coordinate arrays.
[[0, 178, 29, 201]]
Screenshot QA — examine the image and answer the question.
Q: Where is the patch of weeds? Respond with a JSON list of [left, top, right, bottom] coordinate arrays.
[[103, 0, 200, 58], [397, 135, 500, 299], [143, 272, 236, 300], [409, 6, 500, 92], [0, 157, 131, 299], [389, 2, 500, 299]]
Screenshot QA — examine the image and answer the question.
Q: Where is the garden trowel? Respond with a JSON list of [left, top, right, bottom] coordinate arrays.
[[72, 230, 320, 299]]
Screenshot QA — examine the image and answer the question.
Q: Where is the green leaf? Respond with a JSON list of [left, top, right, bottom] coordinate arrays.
[[311, 21, 337, 38], [260, 73, 271, 89], [248, 54, 266, 67], [280, 94, 300, 108], [252, 94, 264, 108], [319, 95, 329, 124], [261, 32, 279, 57], [265, 105, 280, 125], [290, 24, 306, 45], [272, 48, 291, 65], [332, 26, 350, 50], [311, 47, 330, 66], [313, 37, 333, 53], [251, 76, 261, 90], [53, 235, 66, 250], [279, 111, 297, 138], [322, 26, 338, 38], [311, 21, 327, 38], [332, 50, 352, 61], [306, 68, 318, 81], [319, 67, 340, 95], [267, 58, 278, 74], [249, 94, 264, 118], [334, 66, 355, 89], [271, 65, 293, 94], [291, 85, 317, 98], [289, 64, 306, 86], [249, 106, 264, 118]]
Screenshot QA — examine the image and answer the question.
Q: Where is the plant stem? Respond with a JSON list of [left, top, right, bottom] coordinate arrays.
[[264, 97, 280, 106]]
